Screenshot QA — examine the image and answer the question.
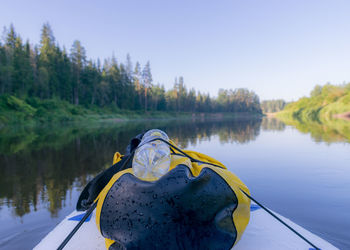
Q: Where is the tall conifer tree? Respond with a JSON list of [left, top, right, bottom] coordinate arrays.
[[70, 40, 86, 105]]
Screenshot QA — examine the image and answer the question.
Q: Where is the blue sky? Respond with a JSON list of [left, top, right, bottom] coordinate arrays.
[[1, 0, 350, 101]]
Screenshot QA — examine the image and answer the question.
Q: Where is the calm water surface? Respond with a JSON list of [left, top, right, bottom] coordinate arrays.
[[0, 117, 349, 249]]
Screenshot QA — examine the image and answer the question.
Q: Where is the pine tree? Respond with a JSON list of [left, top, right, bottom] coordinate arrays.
[[178, 76, 187, 111], [39, 22, 58, 98], [0, 41, 5, 94], [2, 24, 17, 94], [133, 61, 142, 109], [70, 40, 86, 105], [125, 53, 133, 81], [21, 40, 34, 96], [5, 24, 17, 48], [188, 88, 196, 112], [11, 28, 23, 95], [56, 47, 72, 101], [142, 61, 152, 112]]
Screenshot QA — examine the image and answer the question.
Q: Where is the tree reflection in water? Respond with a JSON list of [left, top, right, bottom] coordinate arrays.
[[0, 118, 263, 217], [277, 116, 350, 143], [261, 117, 286, 131]]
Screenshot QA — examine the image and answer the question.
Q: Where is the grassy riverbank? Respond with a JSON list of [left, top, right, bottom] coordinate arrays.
[[0, 95, 261, 126], [0, 95, 153, 125], [276, 83, 350, 122]]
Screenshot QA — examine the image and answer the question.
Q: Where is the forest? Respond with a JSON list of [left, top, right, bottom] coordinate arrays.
[[0, 23, 261, 123], [260, 99, 286, 113]]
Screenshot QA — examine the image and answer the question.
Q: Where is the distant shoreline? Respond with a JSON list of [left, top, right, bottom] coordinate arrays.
[[333, 112, 350, 121], [0, 97, 263, 127], [0, 95, 263, 127], [264, 112, 277, 117]]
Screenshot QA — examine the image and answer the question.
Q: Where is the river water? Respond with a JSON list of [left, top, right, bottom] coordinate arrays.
[[0, 117, 349, 249]]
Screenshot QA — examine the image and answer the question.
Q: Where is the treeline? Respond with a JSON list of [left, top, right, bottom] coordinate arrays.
[[260, 99, 286, 113], [277, 83, 350, 121], [0, 23, 261, 114]]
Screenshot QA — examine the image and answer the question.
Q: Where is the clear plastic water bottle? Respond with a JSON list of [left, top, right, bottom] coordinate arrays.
[[132, 129, 171, 181]]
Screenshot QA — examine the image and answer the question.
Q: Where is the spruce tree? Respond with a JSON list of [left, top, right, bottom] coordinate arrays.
[[39, 22, 58, 98], [133, 62, 142, 109], [70, 40, 86, 105], [142, 61, 152, 112]]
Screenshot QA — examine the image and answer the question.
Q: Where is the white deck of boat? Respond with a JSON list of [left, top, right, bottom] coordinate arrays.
[[35, 205, 338, 250]]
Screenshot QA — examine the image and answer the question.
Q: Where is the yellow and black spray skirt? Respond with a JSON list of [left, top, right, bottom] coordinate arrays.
[[94, 144, 251, 250]]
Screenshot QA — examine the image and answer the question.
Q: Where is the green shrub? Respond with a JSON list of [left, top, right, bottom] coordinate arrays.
[[279, 83, 350, 122], [0, 94, 36, 115]]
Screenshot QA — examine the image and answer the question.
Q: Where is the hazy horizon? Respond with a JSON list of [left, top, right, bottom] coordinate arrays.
[[2, 0, 350, 102]]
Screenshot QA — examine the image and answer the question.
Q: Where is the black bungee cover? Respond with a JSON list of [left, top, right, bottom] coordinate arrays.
[[100, 165, 238, 250]]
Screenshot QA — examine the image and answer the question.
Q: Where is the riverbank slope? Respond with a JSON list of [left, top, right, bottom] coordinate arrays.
[[0, 95, 262, 126], [276, 83, 350, 122]]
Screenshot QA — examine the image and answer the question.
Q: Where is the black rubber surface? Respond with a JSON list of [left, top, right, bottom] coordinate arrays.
[[100, 165, 238, 250]]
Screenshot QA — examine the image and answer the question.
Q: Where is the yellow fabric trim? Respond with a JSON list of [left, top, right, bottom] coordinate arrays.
[[113, 152, 122, 165], [96, 168, 133, 233], [169, 154, 192, 171], [95, 152, 128, 233], [181, 150, 227, 169], [101, 152, 128, 249], [105, 238, 115, 249], [202, 165, 250, 246]]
